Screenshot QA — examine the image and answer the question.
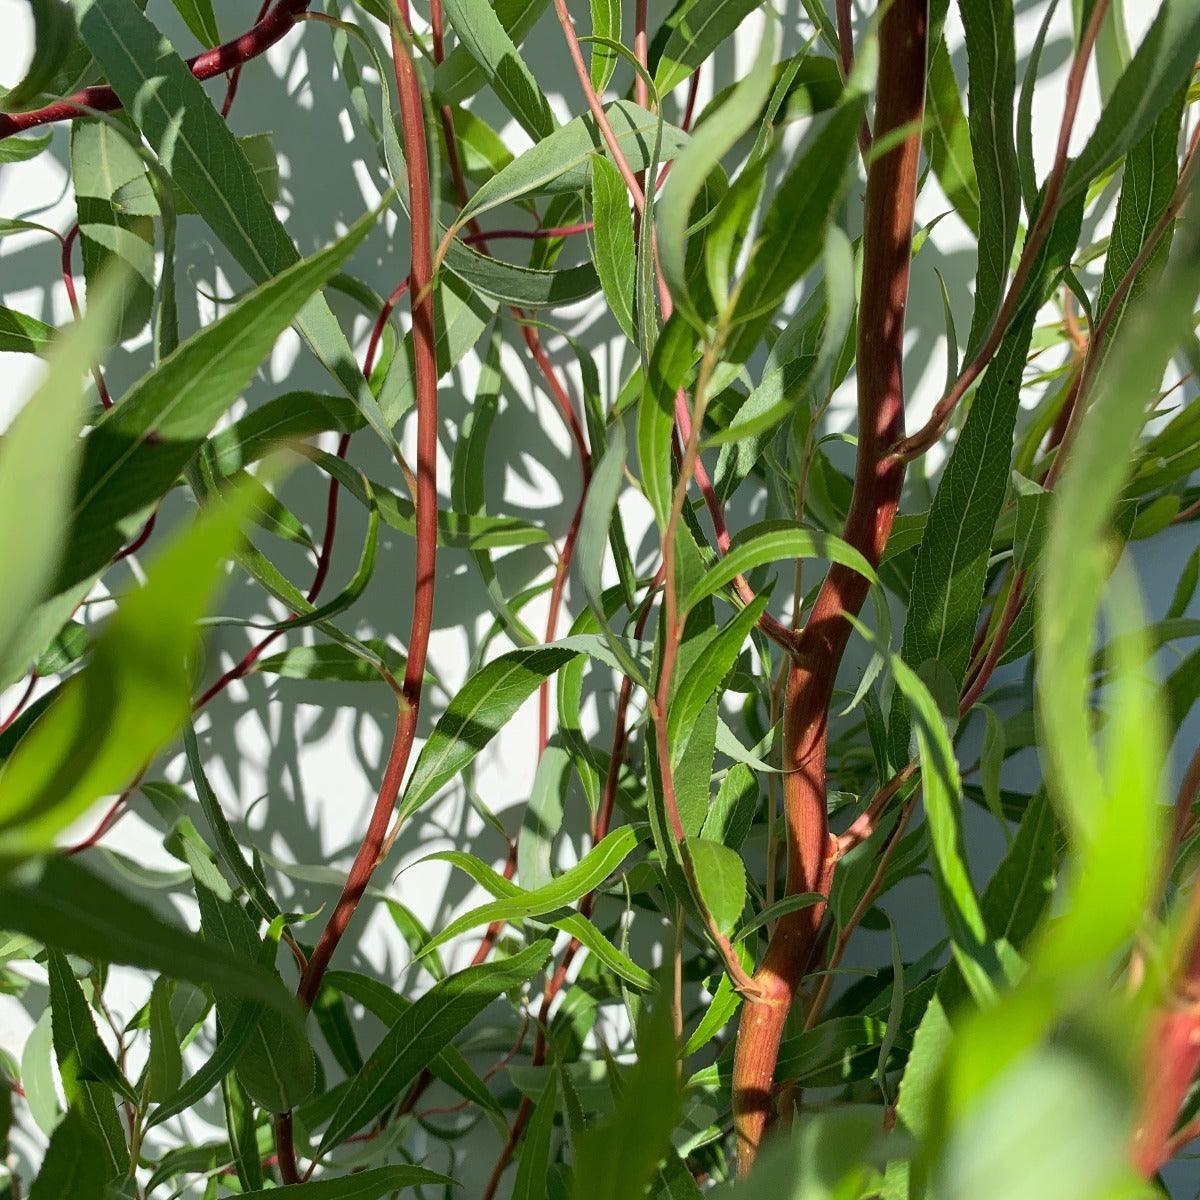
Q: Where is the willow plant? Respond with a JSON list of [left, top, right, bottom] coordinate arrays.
[[1, 0, 1199, 1196]]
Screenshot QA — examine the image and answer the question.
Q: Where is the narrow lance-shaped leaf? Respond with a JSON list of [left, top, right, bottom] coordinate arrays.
[[0, 271, 120, 689], [0, 857, 299, 1018], [397, 646, 580, 826], [0, 472, 272, 858], [441, 0, 555, 140], [1039, 178, 1200, 839], [657, 18, 778, 328], [417, 826, 640, 957], [320, 939, 553, 1152], [959, 0, 1020, 354], [458, 100, 689, 226], [75, 0, 398, 453], [57, 203, 380, 593]]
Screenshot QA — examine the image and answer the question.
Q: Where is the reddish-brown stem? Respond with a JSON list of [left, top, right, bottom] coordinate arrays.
[[0, 671, 38, 734], [891, 0, 1112, 462], [293, 2, 437, 1016], [835, 763, 918, 858], [462, 222, 593, 245], [221, 0, 274, 117], [835, 0, 872, 155], [0, 0, 314, 140], [1134, 819, 1200, 1176], [279, 0, 440, 1155], [806, 794, 919, 1030], [61, 224, 114, 411], [731, 0, 926, 1172]]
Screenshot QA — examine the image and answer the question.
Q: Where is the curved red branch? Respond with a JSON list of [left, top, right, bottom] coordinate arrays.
[[0, 0, 313, 141]]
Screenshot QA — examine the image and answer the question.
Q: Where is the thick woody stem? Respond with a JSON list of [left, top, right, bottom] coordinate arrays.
[[730, 0, 927, 1172]]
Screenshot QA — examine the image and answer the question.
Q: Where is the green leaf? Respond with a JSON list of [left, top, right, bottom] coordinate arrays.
[[167, 0, 218, 46], [590, 155, 637, 340], [419, 827, 639, 958], [0, 857, 297, 1017], [70, 117, 156, 342], [959, 0, 1020, 353], [1064, 0, 1200, 202], [76, 0, 394, 451], [193, 877, 315, 1113], [47, 950, 134, 1106], [442, 0, 554, 139], [513, 1064, 559, 1200], [1038, 194, 1200, 842], [658, 18, 777, 328], [1095, 82, 1186, 339], [443, 237, 601, 307], [145, 979, 183, 1102], [424, 849, 652, 989], [933, 1036, 1138, 1200], [668, 593, 767, 764], [0, 476, 264, 857], [588, 0, 621, 89], [639, 313, 696, 529], [27, 1107, 106, 1200], [872, 630, 997, 1006], [320, 939, 553, 1152], [434, 0, 549, 105], [924, 36, 979, 234], [653, 0, 762, 96], [687, 839, 746, 935], [681, 520, 877, 613], [0, 131, 53, 163], [236, 1167, 457, 1199], [0, 272, 119, 688], [0, 305, 53, 353], [184, 725, 281, 927], [255, 640, 409, 683], [0, 0, 74, 112], [573, 982, 680, 1199], [56, 204, 378, 594], [459, 100, 688, 226], [323, 970, 500, 1113], [728, 101, 861, 337], [397, 646, 579, 826]]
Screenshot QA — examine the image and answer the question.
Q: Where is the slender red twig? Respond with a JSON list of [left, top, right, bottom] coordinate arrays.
[[292, 1, 438, 1016], [0, 0, 314, 140], [221, 0, 273, 117], [890, 0, 1113, 462], [462, 222, 593, 245], [0, 671, 38, 733], [61, 224, 114, 411]]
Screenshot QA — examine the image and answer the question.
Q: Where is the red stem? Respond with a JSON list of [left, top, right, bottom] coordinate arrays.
[[462, 222, 593, 245], [0, 671, 38, 733], [221, 0, 274, 118], [892, 0, 1112, 462], [0, 0, 314, 140], [293, 4, 437, 1016], [731, 0, 926, 1171]]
